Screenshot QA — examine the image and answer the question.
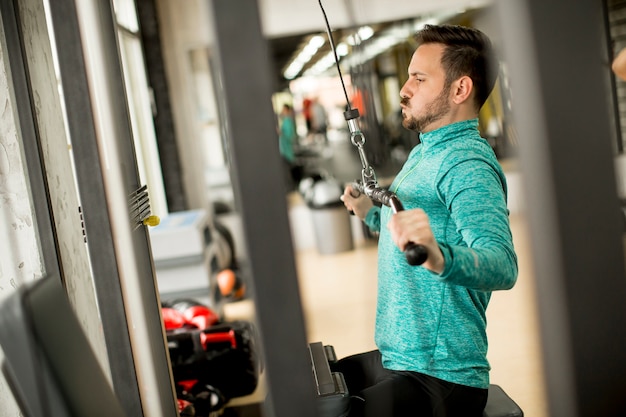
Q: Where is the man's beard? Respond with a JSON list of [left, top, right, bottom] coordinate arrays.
[[402, 84, 451, 133]]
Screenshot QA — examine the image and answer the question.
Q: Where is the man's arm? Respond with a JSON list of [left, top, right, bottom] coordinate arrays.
[[437, 160, 518, 291]]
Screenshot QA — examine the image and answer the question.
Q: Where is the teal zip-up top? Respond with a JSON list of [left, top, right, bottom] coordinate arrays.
[[364, 119, 518, 389]]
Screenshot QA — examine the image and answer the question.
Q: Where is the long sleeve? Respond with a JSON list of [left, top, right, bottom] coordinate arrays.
[[435, 157, 518, 291], [374, 119, 518, 389]]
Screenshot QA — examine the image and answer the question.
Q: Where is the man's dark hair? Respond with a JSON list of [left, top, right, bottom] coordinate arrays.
[[414, 24, 498, 110]]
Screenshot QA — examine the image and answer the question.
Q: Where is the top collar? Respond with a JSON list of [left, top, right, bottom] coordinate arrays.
[[419, 119, 479, 148]]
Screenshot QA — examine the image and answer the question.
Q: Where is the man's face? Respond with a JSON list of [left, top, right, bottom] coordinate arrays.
[[400, 43, 451, 133]]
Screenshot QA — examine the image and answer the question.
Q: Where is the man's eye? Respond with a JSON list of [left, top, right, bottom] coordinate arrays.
[[416, 78, 424, 83]]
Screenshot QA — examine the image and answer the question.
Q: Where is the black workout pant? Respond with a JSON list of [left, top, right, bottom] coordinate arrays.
[[331, 350, 487, 417]]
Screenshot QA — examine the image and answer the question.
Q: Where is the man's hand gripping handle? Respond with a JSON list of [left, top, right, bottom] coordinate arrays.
[[351, 181, 428, 266]]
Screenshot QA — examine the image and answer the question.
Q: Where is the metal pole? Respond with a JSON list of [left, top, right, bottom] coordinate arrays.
[[207, 0, 318, 416], [496, 1, 626, 415]]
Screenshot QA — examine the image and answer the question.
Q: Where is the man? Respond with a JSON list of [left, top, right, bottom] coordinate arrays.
[[338, 24, 518, 417], [278, 104, 297, 163], [278, 104, 299, 190]]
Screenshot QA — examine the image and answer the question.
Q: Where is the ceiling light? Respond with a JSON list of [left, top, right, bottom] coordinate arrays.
[[283, 34, 327, 80], [304, 51, 336, 76], [309, 35, 325, 48], [347, 25, 374, 45], [336, 43, 349, 57], [358, 26, 374, 41]]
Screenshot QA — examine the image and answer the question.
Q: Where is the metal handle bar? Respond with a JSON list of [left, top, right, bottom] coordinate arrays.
[[351, 181, 428, 266]]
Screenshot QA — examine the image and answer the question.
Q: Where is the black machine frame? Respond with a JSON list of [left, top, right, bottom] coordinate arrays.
[[205, 0, 319, 415]]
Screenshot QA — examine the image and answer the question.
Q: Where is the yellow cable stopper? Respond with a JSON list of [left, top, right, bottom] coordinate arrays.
[[143, 215, 160, 227]]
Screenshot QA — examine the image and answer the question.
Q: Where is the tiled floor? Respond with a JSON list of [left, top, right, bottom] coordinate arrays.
[[295, 212, 548, 417]]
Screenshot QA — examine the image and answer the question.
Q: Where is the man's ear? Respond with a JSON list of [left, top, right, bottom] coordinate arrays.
[[451, 76, 473, 105]]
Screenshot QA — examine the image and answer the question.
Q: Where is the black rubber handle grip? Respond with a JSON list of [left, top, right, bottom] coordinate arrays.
[[404, 242, 428, 266], [349, 182, 429, 266]]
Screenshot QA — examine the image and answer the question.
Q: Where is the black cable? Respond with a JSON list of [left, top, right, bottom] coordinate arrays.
[[315, 2, 428, 266], [318, 0, 352, 111]]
